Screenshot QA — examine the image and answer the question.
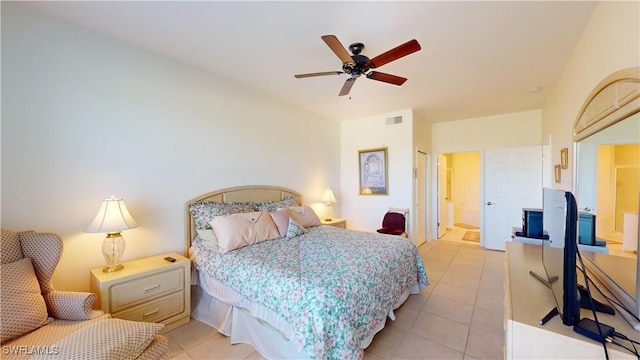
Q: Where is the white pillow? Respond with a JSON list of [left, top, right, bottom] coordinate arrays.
[[211, 211, 280, 254], [196, 228, 220, 252], [0, 258, 50, 343]]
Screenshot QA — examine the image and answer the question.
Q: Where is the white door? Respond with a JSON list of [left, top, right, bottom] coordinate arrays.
[[437, 154, 448, 238], [415, 151, 427, 245], [484, 146, 542, 250]]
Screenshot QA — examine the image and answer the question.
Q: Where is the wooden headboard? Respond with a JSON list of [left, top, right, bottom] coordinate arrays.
[[184, 185, 302, 255]]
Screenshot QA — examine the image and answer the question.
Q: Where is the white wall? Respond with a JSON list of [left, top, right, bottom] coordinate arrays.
[[542, 1, 640, 191], [340, 109, 414, 236], [431, 109, 542, 154], [1, 4, 340, 291]]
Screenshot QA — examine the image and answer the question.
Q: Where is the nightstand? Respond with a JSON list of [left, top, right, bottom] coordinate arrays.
[[90, 253, 190, 333], [321, 218, 347, 229]]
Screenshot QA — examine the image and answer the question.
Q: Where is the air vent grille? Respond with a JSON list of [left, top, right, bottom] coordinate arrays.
[[385, 116, 403, 125]]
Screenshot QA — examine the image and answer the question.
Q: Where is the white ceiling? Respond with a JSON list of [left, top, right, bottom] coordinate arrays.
[[28, 1, 598, 123]]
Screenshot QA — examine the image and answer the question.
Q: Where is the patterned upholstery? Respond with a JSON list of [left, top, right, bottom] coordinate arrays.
[[0, 258, 50, 343], [0, 229, 169, 359], [0, 229, 98, 321]]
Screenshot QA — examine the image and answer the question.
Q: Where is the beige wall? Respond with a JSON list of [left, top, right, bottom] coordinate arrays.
[[1, 4, 341, 291], [542, 1, 640, 191], [431, 109, 542, 154], [340, 109, 415, 238]]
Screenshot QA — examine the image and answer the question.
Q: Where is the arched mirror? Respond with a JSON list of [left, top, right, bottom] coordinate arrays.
[[574, 68, 640, 250], [575, 67, 640, 329]]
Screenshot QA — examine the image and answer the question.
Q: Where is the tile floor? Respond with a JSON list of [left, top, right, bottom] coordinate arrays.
[[166, 230, 506, 359]]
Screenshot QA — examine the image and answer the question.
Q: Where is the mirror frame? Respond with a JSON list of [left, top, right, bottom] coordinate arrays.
[[573, 67, 640, 142]]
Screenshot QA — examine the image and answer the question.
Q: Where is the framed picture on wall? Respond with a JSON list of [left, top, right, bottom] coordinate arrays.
[[358, 147, 388, 195]]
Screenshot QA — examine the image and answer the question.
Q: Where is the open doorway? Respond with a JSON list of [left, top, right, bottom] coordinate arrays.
[[437, 151, 481, 244]]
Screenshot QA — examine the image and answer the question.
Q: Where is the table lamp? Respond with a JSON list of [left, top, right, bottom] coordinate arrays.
[[85, 195, 139, 272], [320, 188, 337, 221]]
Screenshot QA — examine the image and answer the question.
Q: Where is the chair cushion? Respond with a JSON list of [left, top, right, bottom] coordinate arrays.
[[30, 318, 163, 360], [0, 258, 50, 343], [381, 213, 405, 230], [377, 228, 405, 236]]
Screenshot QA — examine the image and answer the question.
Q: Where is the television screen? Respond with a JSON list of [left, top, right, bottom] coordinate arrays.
[[541, 188, 580, 326]]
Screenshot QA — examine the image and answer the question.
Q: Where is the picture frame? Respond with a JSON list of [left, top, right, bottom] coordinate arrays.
[[358, 147, 388, 195], [554, 164, 562, 183], [560, 148, 568, 169]]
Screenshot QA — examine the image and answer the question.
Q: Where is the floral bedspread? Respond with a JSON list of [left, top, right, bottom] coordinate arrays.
[[190, 225, 428, 359]]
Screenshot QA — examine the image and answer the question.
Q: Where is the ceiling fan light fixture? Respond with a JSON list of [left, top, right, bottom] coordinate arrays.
[[295, 35, 421, 97]]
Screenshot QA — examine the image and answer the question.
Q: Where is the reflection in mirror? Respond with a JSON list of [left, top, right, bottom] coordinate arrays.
[[577, 112, 640, 330], [576, 113, 640, 246]]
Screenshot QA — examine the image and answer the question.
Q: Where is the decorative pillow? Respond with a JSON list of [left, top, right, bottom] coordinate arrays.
[[286, 218, 308, 239], [196, 228, 220, 251], [211, 211, 280, 254], [30, 318, 163, 360], [255, 195, 298, 212], [190, 201, 256, 229], [287, 205, 322, 228], [270, 208, 291, 237], [0, 258, 50, 343], [43, 291, 96, 321]]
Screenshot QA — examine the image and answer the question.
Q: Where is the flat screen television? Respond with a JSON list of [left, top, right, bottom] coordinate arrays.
[[540, 188, 581, 325], [538, 188, 614, 326]]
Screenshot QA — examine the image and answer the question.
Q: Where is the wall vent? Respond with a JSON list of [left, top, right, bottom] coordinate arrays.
[[385, 116, 403, 125]]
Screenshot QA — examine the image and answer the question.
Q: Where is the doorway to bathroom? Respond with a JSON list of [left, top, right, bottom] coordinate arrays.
[[437, 151, 481, 244]]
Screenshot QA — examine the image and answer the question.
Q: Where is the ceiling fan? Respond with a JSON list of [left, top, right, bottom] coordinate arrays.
[[295, 35, 421, 96]]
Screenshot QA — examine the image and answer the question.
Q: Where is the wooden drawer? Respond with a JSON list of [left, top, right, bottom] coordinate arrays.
[[110, 267, 184, 312], [113, 291, 185, 323]]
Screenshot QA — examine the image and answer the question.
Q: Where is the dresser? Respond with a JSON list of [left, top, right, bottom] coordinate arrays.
[[505, 242, 638, 358], [90, 253, 190, 332]]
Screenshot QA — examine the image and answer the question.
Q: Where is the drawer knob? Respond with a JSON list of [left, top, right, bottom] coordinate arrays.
[[144, 284, 160, 293], [143, 309, 160, 319]]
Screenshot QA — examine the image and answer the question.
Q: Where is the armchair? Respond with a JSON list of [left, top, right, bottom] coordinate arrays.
[[0, 229, 169, 359]]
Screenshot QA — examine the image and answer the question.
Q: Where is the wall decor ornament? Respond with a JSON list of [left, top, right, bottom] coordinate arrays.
[[554, 164, 562, 183], [560, 148, 568, 169], [358, 147, 388, 195]]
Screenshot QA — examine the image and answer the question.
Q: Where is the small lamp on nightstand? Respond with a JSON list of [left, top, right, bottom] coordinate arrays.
[[320, 188, 337, 221], [85, 195, 139, 273]]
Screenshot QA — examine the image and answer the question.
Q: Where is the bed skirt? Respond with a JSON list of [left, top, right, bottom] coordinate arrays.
[[191, 271, 420, 359]]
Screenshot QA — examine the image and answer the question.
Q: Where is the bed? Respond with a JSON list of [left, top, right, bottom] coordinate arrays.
[[185, 185, 428, 359]]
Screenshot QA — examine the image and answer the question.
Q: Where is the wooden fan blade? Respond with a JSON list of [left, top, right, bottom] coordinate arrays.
[[370, 39, 421, 68], [295, 71, 343, 78], [321, 35, 355, 65], [339, 77, 357, 96], [367, 71, 407, 86]]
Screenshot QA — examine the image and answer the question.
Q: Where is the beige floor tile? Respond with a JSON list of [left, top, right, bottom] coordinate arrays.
[[464, 326, 504, 359], [440, 271, 481, 291], [470, 306, 504, 334], [166, 319, 218, 351], [243, 350, 267, 359], [447, 263, 484, 278], [423, 294, 474, 325], [424, 259, 450, 273], [366, 323, 407, 359], [392, 333, 464, 359], [390, 304, 420, 330], [402, 291, 431, 311], [408, 312, 470, 352], [475, 288, 504, 314], [432, 282, 478, 305], [186, 333, 255, 360]]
